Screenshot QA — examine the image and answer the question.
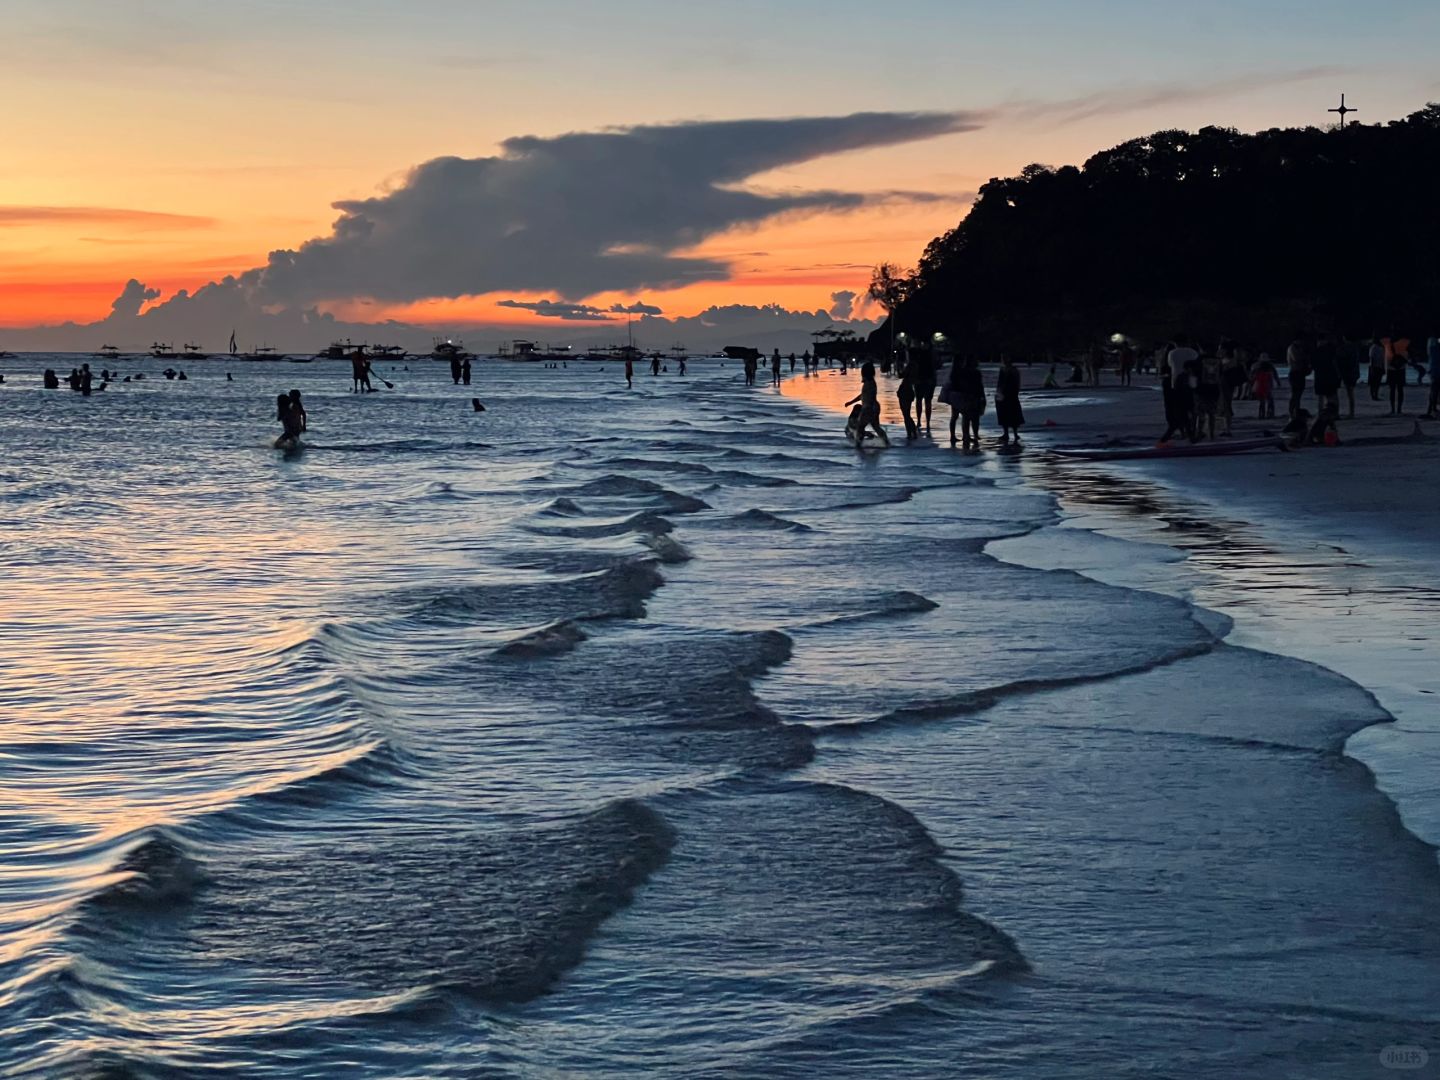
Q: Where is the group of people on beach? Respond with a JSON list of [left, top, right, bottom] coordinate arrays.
[[1154, 332, 1440, 446], [843, 354, 1026, 449]]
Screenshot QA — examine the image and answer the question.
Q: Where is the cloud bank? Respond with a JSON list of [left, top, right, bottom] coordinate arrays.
[[243, 110, 981, 306]]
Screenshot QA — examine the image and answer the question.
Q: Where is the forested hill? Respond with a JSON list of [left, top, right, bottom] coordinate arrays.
[[887, 105, 1440, 356]]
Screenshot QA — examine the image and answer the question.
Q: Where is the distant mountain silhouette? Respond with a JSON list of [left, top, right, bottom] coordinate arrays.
[[881, 104, 1440, 355]]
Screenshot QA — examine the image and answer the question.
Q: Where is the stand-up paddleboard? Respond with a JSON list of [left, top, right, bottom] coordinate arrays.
[[1051, 436, 1283, 461]]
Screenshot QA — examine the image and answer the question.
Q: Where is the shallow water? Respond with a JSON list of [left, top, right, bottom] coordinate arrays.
[[1, 356, 1436, 1077]]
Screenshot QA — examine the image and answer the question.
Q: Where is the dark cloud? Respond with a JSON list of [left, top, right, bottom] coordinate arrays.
[[610, 301, 662, 316], [109, 279, 162, 317], [496, 299, 615, 321], [249, 111, 983, 306], [829, 290, 857, 319]]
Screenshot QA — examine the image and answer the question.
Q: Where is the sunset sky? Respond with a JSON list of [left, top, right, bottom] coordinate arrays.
[[2, 0, 1436, 344]]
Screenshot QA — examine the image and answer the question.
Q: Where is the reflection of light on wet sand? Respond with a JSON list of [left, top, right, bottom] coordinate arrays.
[[778, 366, 911, 428], [1004, 461, 1440, 852]]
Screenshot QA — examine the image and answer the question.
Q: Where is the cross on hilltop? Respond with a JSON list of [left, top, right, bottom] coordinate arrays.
[[1329, 93, 1357, 128]]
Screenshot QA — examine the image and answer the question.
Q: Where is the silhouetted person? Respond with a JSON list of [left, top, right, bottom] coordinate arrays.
[[770, 349, 782, 386], [472, 398, 486, 412], [947, 356, 985, 448], [624, 355, 634, 388], [450, 355, 462, 384], [1425, 337, 1440, 419], [1368, 337, 1386, 400], [896, 355, 918, 439], [1285, 335, 1309, 418], [43, 369, 59, 389], [1311, 334, 1340, 432], [844, 361, 888, 446], [1387, 340, 1407, 415], [651, 355, 661, 377], [80, 364, 93, 396], [995, 355, 1024, 443], [1337, 337, 1360, 418], [461, 358, 472, 385], [912, 350, 936, 431], [788, 353, 796, 373], [287, 389, 307, 433]]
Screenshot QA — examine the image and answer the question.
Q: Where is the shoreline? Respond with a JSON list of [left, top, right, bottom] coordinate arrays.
[[782, 366, 1440, 857]]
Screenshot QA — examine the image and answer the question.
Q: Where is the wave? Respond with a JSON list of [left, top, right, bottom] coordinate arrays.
[[826, 637, 1218, 735], [494, 619, 589, 658], [556, 475, 710, 514], [84, 829, 207, 911], [526, 510, 674, 539], [807, 590, 940, 627], [727, 509, 812, 532], [412, 559, 665, 625]]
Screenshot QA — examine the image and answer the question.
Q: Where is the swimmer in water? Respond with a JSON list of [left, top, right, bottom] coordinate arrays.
[[287, 389, 307, 432]]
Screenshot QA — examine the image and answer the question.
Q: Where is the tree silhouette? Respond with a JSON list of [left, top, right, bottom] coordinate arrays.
[[879, 105, 1440, 358]]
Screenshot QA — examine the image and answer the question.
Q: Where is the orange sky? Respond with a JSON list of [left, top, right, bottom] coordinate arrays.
[[1, 0, 1433, 334]]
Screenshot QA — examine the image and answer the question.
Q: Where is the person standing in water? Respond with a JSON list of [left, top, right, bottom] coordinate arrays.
[[896, 353, 918, 439], [275, 393, 304, 448], [770, 349, 782, 387], [994, 355, 1024, 444], [461, 357, 472, 385], [912, 349, 936, 433], [844, 361, 889, 446], [678, 354, 687, 376], [624, 355, 634, 389], [287, 390, 307, 434], [946, 356, 985, 448]]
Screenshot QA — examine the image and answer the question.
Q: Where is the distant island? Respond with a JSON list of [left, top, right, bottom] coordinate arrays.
[[878, 104, 1440, 357]]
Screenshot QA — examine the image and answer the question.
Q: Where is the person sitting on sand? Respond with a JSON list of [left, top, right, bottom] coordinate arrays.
[[994, 355, 1024, 444], [844, 362, 889, 447]]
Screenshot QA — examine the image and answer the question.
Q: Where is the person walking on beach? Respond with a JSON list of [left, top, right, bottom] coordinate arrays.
[[945, 356, 986, 448], [995, 355, 1024, 444], [678, 354, 687, 376], [844, 362, 889, 447], [789, 353, 796, 373], [1337, 337, 1361, 418], [1368, 337, 1386, 401], [1311, 333, 1341, 434], [1251, 354, 1277, 418], [1162, 336, 1199, 442], [1196, 350, 1222, 439], [1424, 336, 1440, 419], [1387, 338, 1407, 415], [913, 350, 937, 432], [896, 353, 919, 439], [1286, 335, 1309, 418]]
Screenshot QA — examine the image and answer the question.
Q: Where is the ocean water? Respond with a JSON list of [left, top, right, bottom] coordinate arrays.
[[1, 356, 1437, 1078]]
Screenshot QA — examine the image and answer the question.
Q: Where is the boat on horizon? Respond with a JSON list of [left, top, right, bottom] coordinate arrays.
[[184, 343, 209, 359], [95, 344, 121, 360], [150, 342, 179, 360], [315, 340, 360, 360], [431, 338, 472, 362]]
